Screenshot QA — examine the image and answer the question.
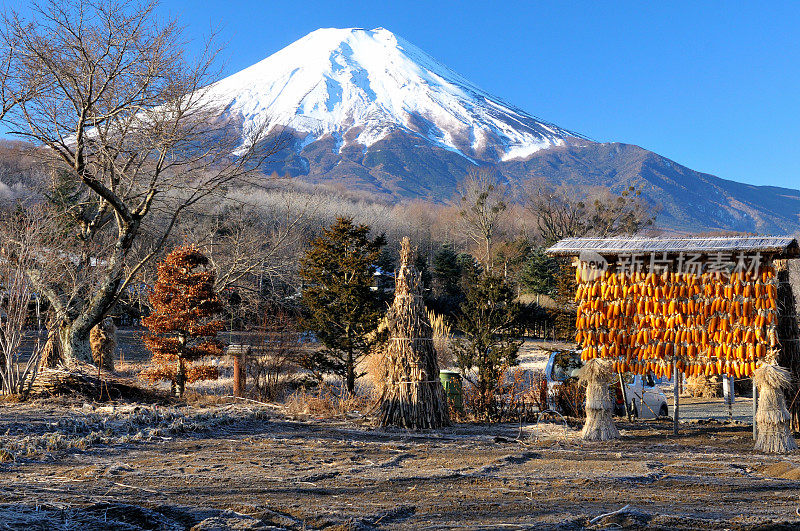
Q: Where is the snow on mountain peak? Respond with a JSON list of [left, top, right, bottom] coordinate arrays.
[[203, 27, 583, 161]]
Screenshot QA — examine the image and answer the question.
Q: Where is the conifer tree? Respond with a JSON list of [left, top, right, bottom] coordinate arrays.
[[552, 258, 577, 341], [432, 245, 462, 297], [299, 217, 386, 393], [519, 247, 557, 296], [142, 246, 224, 397], [453, 268, 522, 419]]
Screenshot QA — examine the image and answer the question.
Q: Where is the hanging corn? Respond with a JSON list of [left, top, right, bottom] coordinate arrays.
[[574, 259, 777, 378]]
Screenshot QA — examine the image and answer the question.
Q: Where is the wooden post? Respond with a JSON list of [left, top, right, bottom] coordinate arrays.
[[752, 383, 758, 441], [673, 359, 679, 436], [618, 371, 630, 420], [233, 348, 246, 398], [726, 375, 734, 422]]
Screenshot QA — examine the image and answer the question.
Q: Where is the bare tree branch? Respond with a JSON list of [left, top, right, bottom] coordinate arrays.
[[0, 0, 279, 362]]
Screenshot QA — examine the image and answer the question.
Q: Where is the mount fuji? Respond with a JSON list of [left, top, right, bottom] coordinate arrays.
[[202, 27, 800, 234]]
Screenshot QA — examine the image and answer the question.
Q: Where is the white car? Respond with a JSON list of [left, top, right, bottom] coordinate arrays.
[[545, 350, 669, 418], [618, 372, 669, 419]]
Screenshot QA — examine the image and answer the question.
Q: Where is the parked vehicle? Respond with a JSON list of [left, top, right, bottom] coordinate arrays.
[[545, 350, 669, 418], [616, 372, 669, 419], [544, 350, 585, 415], [544, 350, 583, 405]]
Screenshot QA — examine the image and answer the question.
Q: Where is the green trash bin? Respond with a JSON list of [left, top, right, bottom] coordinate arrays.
[[439, 370, 464, 412]]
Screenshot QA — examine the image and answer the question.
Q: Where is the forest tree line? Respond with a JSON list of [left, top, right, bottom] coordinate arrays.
[[0, 136, 655, 325]]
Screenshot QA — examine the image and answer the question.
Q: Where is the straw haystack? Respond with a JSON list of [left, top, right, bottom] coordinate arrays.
[[683, 375, 722, 398], [579, 358, 619, 441], [379, 238, 450, 429], [754, 363, 797, 453], [90, 318, 117, 371]]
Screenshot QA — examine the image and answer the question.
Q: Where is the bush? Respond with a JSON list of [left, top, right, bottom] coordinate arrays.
[[553, 378, 586, 418], [459, 369, 548, 423], [246, 309, 302, 401]]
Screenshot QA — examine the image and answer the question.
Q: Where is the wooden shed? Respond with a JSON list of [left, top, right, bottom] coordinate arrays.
[[546, 236, 800, 450]]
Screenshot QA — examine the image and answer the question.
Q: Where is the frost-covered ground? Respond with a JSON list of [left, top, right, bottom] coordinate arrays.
[[2, 399, 800, 529]]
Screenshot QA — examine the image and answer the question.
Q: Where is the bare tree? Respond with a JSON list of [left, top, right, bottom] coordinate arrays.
[[205, 201, 307, 298], [0, 1, 276, 363], [246, 308, 302, 401], [0, 205, 51, 395], [175, 190, 311, 328], [455, 169, 508, 272], [522, 180, 655, 245]]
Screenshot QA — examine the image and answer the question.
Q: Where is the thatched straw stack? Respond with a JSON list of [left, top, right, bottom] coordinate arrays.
[[90, 317, 117, 371], [579, 358, 619, 441], [754, 363, 797, 453], [379, 238, 450, 429], [683, 374, 722, 398]]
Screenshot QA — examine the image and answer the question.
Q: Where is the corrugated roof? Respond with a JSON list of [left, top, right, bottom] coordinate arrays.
[[546, 236, 799, 257]]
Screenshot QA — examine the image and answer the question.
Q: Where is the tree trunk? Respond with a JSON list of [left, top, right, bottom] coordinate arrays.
[[27, 223, 138, 368], [36, 319, 98, 367], [174, 358, 186, 397], [58, 324, 93, 364], [346, 350, 355, 394]]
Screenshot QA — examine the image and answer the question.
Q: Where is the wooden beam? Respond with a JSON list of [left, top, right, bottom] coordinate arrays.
[[673, 359, 679, 436], [753, 384, 758, 441]]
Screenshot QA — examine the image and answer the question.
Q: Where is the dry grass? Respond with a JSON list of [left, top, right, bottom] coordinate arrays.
[[428, 310, 452, 368], [285, 385, 373, 419], [112, 360, 142, 380], [684, 375, 722, 398], [364, 316, 390, 400]]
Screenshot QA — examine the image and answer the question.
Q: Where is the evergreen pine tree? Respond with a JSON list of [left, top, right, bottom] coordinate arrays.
[[519, 247, 557, 295], [432, 245, 462, 296], [299, 217, 386, 393], [413, 251, 432, 294], [552, 258, 577, 340]]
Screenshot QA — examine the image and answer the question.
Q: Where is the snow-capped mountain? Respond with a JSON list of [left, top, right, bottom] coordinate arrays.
[[200, 28, 800, 234], [204, 27, 585, 162]]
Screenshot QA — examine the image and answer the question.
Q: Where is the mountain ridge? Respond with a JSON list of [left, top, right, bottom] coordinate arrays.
[[201, 27, 800, 235]]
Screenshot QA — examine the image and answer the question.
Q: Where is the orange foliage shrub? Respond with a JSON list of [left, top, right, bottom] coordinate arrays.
[[141, 246, 224, 397]]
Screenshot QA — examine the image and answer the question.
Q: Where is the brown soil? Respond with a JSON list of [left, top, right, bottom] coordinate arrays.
[[1, 401, 800, 530]]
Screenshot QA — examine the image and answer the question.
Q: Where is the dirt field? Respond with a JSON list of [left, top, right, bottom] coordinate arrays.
[[2, 399, 800, 530]]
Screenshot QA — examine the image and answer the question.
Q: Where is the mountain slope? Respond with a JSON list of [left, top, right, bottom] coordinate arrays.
[[203, 27, 800, 235], [502, 143, 800, 234], [204, 27, 585, 163]]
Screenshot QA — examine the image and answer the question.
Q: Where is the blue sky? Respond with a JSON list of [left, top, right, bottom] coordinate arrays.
[[9, 1, 800, 189]]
